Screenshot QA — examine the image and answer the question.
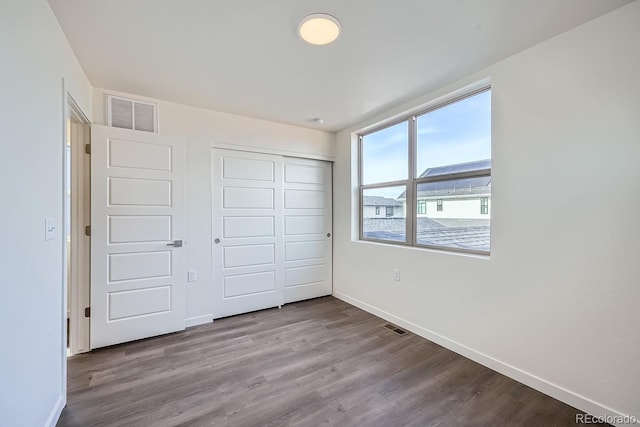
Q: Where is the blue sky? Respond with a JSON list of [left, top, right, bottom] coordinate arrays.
[[362, 90, 491, 199]]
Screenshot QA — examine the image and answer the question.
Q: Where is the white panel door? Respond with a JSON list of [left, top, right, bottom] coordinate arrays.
[[91, 125, 185, 349], [212, 149, 283, 318], [283, 158, 332, 303]]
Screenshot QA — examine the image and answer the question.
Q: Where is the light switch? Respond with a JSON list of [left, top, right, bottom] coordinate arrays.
[[45, 217, 55, 241], [188, 270, 197, 282]]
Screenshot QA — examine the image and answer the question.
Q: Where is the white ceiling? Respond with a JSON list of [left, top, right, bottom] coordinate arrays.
[[49, 0, 631, 132]]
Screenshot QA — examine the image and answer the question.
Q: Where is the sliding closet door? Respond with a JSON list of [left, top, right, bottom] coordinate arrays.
[[212, 149, 284, 318], [282, 158, 332, 303], [212, 149, 333, 319]]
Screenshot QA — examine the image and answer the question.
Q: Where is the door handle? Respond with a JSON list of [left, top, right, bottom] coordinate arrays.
[[166, 240, 183, 247]]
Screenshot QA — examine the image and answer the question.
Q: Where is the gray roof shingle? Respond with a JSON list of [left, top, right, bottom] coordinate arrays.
[[362, 196, 403, 207], [398, 159, 491, 200]]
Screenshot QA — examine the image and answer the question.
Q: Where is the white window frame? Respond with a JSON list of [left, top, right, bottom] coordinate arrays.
[[358, 85, 491, 255]]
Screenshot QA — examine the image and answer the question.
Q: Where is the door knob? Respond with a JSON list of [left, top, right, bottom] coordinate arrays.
[[214, 238, 221, 244], [327, 233, 331, 238], [166, 240, 183, 247]]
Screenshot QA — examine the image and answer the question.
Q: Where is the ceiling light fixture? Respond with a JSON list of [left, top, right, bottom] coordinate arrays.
[[298, 13, 341, 46]]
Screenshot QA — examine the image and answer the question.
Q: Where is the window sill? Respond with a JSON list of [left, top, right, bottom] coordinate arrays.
[[355, 238, 491, 260]]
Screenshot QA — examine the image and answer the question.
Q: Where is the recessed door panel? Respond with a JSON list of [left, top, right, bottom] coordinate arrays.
[[109, 215, 171, 243], [109, 177, 172, 206], [285, 241, 325, 261], [108, 286, 171, 320], [108, 138, 172, 171], [286, 264, 325, 287], [223, 187, 274, 209], [223, 216, 274, 238], [284, 216, 324, 236], [224, 272, 276, 298], [223, 244, 275, 268], [285, 164, 324, 184], [223, 157, 274, 182], [284, 189, 324, 209], [108, 251, 171, 282]]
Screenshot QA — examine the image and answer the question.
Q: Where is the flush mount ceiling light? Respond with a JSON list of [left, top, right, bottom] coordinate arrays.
[[298, 13, 341, 45]]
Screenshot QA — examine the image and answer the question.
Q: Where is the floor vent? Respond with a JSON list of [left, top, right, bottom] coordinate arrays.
[[383, 324, 408, 336]]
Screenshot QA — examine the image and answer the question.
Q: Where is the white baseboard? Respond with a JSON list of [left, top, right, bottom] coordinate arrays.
[[45, 394, 65, 427], [185, 314, 213, 328], [333, 291, 638, 426]]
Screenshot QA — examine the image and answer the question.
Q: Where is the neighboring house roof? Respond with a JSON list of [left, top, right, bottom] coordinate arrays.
[[418, 159, 491, 178], [416, 176, 491, 198], [363, 196, 403, 207], [398, 159, 491, 199]]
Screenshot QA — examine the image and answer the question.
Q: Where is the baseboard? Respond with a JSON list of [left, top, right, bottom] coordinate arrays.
[[185, 314, 213, 328], [45, 394, 65, 427], [333, 291, 638, 426]]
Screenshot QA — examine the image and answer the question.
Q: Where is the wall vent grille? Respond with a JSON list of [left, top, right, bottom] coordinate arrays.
[[107, 95, 157, 133]]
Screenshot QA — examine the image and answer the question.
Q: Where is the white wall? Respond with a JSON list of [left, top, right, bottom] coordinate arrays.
[[334, 1, 640, 422], [0, 1, 92, 426], [92, 88, 334, 325]]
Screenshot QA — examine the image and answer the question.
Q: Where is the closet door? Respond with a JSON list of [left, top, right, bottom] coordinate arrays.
[[283, 158, 332, 303], [212, 149, 284, 318]]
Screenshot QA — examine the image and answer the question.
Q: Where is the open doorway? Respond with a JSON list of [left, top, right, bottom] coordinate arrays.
[[65, 95, 91, 355]]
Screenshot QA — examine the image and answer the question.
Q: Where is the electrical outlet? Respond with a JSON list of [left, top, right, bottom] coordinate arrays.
[[393, 268, 400, 281], [188, 270, 197, 282], [45, 217, 55, 241]]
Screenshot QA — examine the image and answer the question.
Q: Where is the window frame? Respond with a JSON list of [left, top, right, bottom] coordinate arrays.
[[417, 200, 426, 215], [385, 206, 394, 217], [480, 197, 489, 215], [358, 85, 491, 255]]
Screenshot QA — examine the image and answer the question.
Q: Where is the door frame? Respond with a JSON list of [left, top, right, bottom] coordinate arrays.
[[60, 80, 91, 416], [63, 90, 91, 359]]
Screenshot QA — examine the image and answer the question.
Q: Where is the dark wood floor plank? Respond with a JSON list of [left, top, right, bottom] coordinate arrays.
[[58, 296, 606, 427]]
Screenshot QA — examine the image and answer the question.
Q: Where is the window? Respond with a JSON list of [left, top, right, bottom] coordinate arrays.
[[481, 197, 489, 215], [375, 206, 380, 215], [417, 200, 426, 215], [359, 87, 491, 254]]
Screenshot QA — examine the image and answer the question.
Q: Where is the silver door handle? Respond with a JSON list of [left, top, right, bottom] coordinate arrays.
[[166, 240, 183, 247]]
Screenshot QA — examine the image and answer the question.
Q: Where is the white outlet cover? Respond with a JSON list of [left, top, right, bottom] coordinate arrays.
[[45, 217, 55, 241], [188, 270, 197, 282]]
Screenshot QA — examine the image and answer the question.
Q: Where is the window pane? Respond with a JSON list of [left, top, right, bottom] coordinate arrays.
[[362, 121, 408, 185], [416, 90, 491, 177], [362, 186, 406, 242], [415, 177, 491, 252]]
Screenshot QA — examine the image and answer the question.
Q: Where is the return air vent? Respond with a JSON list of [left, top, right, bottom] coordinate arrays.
[[383, 324, 408, 336], [107, 95, 157, 133]]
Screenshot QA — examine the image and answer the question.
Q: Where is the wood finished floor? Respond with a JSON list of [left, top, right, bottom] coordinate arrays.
[[58, 297, 606, 427]]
